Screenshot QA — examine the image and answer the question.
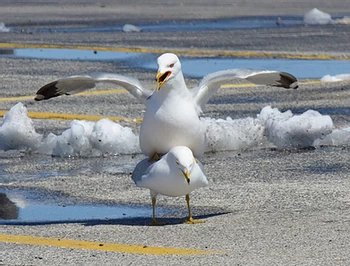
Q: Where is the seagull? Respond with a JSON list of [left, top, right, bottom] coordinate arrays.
[[131, 146, 208, 225], [35, 53, 298, 159]]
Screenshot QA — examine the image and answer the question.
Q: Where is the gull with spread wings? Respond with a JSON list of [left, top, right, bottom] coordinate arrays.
[[35, 53, 298, 159]]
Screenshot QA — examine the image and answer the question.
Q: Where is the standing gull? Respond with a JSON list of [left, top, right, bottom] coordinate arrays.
[[35, 53, 298, 159], [131, 146, 208, 225]]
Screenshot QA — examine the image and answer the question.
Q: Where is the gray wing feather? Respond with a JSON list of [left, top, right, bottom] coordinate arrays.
[[35, 72, 153, 105], [191, 68, 298, 113], [131, 158, 154, 185]]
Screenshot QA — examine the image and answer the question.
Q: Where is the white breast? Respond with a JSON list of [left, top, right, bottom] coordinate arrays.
[[139, 92, 206, 158], [137, 160, 208, 197]]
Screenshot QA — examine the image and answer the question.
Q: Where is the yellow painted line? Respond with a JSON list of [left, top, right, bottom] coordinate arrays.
[[77, 88, 128, 96], [0, 89, 129, 102], [297, 80, 323, 85], [220, 83, 255, 88], [0, 95, 33, 102], [0, 234, 219, 255], [0, 110, 143, 123], [0, 42, 349, 60]]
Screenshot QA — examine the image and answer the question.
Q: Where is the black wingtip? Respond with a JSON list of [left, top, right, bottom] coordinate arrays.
[[279, 72, 298, 89], [289, 82, 299, 90], [34, 94, 45, 101], [34, 80, 61, 101]]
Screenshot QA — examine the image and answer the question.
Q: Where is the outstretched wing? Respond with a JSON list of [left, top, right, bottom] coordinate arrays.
[[35, 72, 153, 105], [191, 69, 298, 112]]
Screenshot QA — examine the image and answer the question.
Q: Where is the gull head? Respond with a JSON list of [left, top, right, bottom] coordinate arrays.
[[168, 146, 195, 185], [156, 53, 182, 91]]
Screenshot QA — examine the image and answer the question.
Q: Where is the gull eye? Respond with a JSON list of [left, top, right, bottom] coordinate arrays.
[[169, 63, 175, 68]]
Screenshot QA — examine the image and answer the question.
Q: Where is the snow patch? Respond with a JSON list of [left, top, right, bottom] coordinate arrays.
[[122, 24, 141, 32], [258, 106, 333, 149], [304, 8, 336, 25], [0, 22, 10, 32], [1, 102, 349, 156], [321, 73, 350, 82], [202, 116, 265, 152], [0, 103, 42, 151]]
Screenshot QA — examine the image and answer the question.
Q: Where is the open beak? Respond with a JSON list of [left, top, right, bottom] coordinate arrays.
[[156, 71, 171, 90], [183, 171, 190, 185]]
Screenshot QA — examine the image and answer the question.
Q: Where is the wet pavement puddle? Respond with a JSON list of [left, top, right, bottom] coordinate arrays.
[[1, 48, 349, 79], [0, 154, 163, 225], [151, 57, 350, 79], [0, 187, 170, 225]]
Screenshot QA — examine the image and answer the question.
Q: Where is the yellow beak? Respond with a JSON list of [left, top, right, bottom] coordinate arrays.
[[156, 71, 171, 91], [184, 171, 190, 185]]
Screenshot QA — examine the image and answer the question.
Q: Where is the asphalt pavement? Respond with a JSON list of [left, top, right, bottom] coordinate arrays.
[[1, 1, 350, 265]]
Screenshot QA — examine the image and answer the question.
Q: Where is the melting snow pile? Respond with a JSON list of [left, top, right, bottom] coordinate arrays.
[[0, 102, 347, 157], [304, 8, 350, 25], [90, 118, 139, 154], [0, 103, 42, 151], [38, 118, 140, 157], [0, 22, 10, 32], [203, 116, 265, 152], [258, 106, 333, 149], [122, 24, 141, 32], [304, 8, 336, 25], [1, 103, 140, 156], [204, 106, 333, 151], [321, 73, 350, 82], [314, 128, 350, 146]]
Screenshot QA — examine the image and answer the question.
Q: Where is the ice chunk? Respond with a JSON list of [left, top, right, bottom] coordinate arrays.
[[90, 118, 140, 155], [0, 22, 10, 32], [314, 128, 350, 146], [37, 118, 140, 157], [122, 24, 141, 32], [37, 132, 58, 155], [0, 103, 42, 151], [304, 8, 336, 25], [259, 106, 333, 149], [202, 116, 265, 152], [321, 73, 350, 82], [51, 120, 95, 157]]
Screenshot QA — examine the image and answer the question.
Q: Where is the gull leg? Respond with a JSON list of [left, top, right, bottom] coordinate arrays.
[[150, 196, 166, 226], [148, 152, 162, 162], [184, 194, 205, 224]]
